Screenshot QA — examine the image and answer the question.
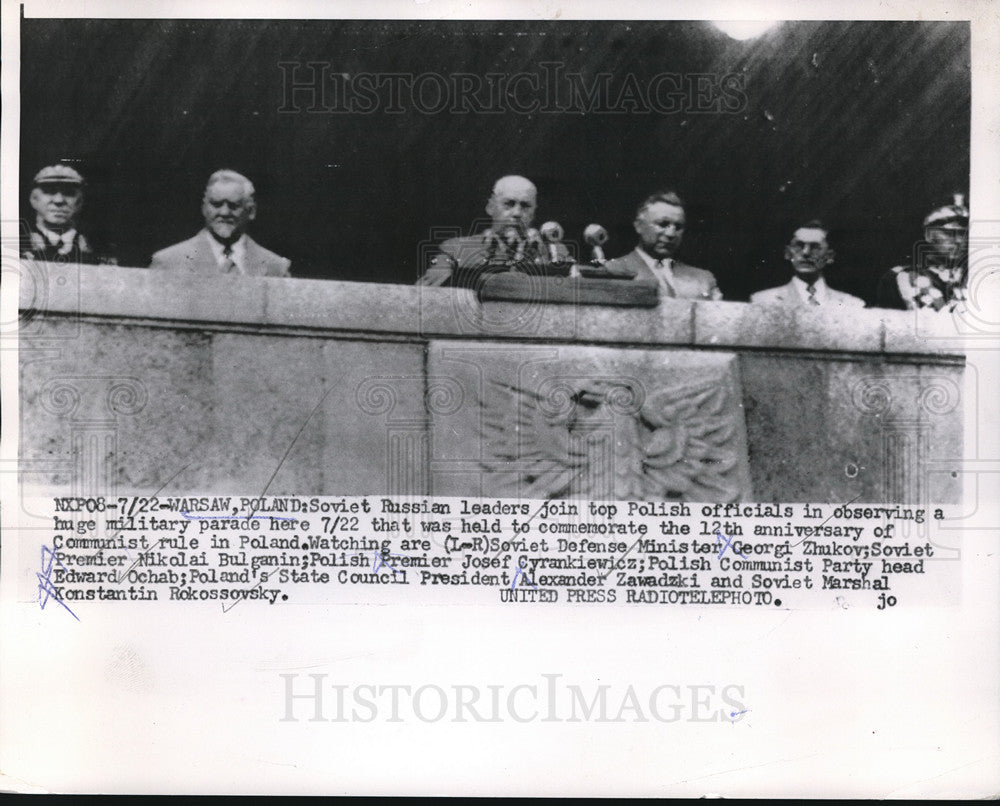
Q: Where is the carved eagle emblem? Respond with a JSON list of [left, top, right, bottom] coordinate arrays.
[[480, 376, 743, 502]]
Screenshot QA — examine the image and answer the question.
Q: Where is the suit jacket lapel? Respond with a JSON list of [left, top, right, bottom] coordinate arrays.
[[195, 230, 219, 273], [671, 261, 696, 296], [628, 249, 656, 282], [784, 280, 802, 306], [242, 236, 262, 276]]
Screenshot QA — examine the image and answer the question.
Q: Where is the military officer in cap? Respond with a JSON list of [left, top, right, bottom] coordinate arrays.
[[876, 195, 968, 312], [22, 164, 117, 265]]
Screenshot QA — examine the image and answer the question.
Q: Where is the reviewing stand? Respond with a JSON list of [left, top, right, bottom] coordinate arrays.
[[18, 264, 964, 504], [478, 271, 659, 307]]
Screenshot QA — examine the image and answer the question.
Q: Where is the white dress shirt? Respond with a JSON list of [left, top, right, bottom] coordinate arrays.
[[636, 248, 676, 296], [204, 231, 248, 273], [792, 274, 829, 305]]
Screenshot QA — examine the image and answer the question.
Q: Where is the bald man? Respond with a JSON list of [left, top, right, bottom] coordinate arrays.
[[416, 175, 570, 287]]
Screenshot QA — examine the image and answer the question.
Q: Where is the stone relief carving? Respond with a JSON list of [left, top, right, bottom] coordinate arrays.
[[479, 374, 746, 502]]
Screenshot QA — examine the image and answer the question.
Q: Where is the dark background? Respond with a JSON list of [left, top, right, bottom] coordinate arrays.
[[20, 18, 970, 301]]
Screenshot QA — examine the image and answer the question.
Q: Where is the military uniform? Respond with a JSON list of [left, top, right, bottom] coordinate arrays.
[[417, 229, 572, 288], [877, 264, 967, 312], [22, 164, 117, 265], [876, 196, 968, 312], [21, 221, 117, 265]]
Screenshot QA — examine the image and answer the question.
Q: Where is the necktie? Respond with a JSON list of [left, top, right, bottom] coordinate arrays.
[[221, 244, 238, 273], [655, 259, 675, 297], [807, 283, 820, 306]]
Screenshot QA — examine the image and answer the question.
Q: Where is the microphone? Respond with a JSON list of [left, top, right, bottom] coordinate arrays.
[[524, 227, 545, 263], [584, 224, 608, 264], [539, 221, 564, 263], [500, 225, 521, 248], [483, 229, 500, 261]]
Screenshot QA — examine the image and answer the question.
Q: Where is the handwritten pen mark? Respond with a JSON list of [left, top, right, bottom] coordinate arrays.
[[761, 611, 793, 640], [479, 466, 595, 565], [108, 462, 195, 584], [245, 383, 340, 521], [789, 493, 863, 548], [117, 510, 297, 587], [113, 462, 199, 587], [37, 545, 80, 621], [102, 460, 192, 572], [598, 537, 643, 582], [373, 551, 402, 574], [470, 500, 558, 566], [730, 709, 750, 718], [511, 563, 538, 590], [521, 501, 551, 528], [180, 511, 297, 521], [715, 530, 747, 560], [226, 382, 342, 612], [597, 529, 744, 586], [221, 578, 267, 614], [116, 536, 164, 586], [470, 501, 548, 569]]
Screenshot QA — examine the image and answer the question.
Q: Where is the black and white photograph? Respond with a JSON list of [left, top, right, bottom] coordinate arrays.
[[2, 0, 998, 797], [14, 12, 979, 504]]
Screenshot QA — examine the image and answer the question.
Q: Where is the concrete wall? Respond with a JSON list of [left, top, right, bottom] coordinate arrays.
[[18, 264, 965, 502]]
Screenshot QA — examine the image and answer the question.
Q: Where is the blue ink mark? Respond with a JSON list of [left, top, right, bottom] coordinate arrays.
[[511, 564, 538, 591], [180, 511, 297, 521], [715, 530, 747, 561], [373, 550, 396, 573], [730, 709, 749, 718], [373, 551, 411, 573], [37, 545, 79, 621]]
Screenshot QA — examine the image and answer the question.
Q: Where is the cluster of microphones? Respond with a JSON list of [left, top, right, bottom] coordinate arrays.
[[480, 221, 613, 278]]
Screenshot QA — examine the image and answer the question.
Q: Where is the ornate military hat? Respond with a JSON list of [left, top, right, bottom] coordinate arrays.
[[923, 193, 968, 227]]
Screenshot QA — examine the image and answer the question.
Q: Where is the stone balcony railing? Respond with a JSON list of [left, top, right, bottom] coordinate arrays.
[[18, 264, 966, 503]]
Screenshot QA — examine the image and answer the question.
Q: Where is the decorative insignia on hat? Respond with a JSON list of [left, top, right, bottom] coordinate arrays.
[[923, 193, 968, 227]]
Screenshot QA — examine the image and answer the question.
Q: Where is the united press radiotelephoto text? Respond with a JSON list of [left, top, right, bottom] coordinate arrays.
[[36, 495, 955, 615]]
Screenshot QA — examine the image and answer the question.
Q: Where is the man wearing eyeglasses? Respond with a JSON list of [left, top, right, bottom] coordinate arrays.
[[750, 220, 864, 308]]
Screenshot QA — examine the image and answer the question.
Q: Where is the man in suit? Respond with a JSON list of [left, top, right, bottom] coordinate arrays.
[[602, 190, 722, 300], [22, 164, 117, 265], [416, 174, 570, 287], [149, 169, 290, 277], [751, 220, 864, 308]]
